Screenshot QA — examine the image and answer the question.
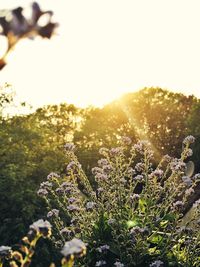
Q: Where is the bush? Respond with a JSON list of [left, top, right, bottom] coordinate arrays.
[[37, 136, 200, 267]]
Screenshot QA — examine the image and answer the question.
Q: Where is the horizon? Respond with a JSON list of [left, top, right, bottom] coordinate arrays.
[[1, 0, 200, 108]]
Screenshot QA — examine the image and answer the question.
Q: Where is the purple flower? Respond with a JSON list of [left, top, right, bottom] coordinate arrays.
[[95, 173, 108, 181], [64, 143, 76, 152], [183, 135, 195, 145], [37, 188, 48, 197], [67, 205, 80, 212], [173, 201, 184, 210], [150, 169, 163, 179], [98, 158, 109, 167], [130, 193, 140, 201], [61, 238, 86, 258], [110, 147, 123, 156], [182, 176, 192, 187], [92, 167, 103, 175], [86, 201, 96, 211], [47, 209, 59, 218], [134, 175, 144, 182], [135, 162, 145, 172], [96, 244, 110, 253], [47, 172, 60, 181], [170, 159, 186, 172], [30, 219, 51, 237]]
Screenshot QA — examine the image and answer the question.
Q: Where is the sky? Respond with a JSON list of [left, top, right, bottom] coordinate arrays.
[[1, 0, 200, 108]]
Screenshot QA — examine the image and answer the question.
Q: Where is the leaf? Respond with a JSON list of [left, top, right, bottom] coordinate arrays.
[[148, 233, 163, 244], [139, 198, 147, 213]]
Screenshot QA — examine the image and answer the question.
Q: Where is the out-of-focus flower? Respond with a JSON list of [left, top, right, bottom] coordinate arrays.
[[64, 143, 76, 152], [37, 188, 48, 196], [182, 176, 192, 187], [86, 201, 96, 211], [47, 172, 60, 181], [29, 219, 51, 238], [121, 136, 132, 145], [61, 238, 86, 258], [0, 246, 12, 260]]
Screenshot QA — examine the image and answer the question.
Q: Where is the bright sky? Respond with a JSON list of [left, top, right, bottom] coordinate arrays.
[[1, 0, 200, 108]]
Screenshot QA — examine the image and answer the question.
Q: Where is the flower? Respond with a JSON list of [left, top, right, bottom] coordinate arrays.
[[173, 201, 184, 211], [47, 172, 60, 181], [110, 147, 123, 156], [67, 205, 80, 212], [135, 163, 145, 172], [64, 143, 76, 152], [95, 260, 107, 266], [182, 176, 192, 187], [29, 219, 51, 237], [47, 209, 59, 218], [37, 188, 48, 196], [98, 158, 109, 167], [86, 201, 96, 211], [0, 246, 12, 259], [61, 238, 86, 258], [96, 244, 110, 253], [95, 173, 108, 181], [149, 260, 164, 267], [183, 135, 195, 145], [170, 159, 186, 172]]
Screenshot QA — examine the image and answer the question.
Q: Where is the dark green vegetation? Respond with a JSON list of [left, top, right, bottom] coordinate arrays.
[[0, 86, 200, 266]]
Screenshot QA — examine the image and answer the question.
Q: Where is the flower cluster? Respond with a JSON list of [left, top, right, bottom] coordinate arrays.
[[36, 136, 200, 266]]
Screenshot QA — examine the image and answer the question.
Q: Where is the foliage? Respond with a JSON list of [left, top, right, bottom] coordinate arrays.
[[38, 137, 200, 266]]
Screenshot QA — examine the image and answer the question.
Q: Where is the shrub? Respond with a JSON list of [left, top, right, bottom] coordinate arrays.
[[37, 136, 200, 266]]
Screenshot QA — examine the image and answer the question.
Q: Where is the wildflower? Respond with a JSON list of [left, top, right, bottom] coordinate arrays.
[[40, 181, 52, 189], [29, 219, 51, 237], [185, 187, 194, 197], [67, 161, 76, 171], [102, 164, 113, 174], [92, 167, 103, 175], [86, 201, 96, 211], [130, 193, 140, 201], [95, 173, 108, 181], [127, 167, 136, 176], [149, 260, 164, 267], [0, 246, 12, 259], [98, 158, 109, 167], [37, 188, 48, 196], [193, 173, 200, 181], [47, 209, 59, 218], [96, 244, 110, 253], [114, 262, 124, 267], [61, 238, 86, 258], [134, 175, 144, 182], [95, 260, 107, 266], [130, 226, 146, 235], [55, 187, 64, 195], [110, 147, 123, 156], [162, 154, 172, 162], [170, 159, 186, 172], [135, 162, 145, 172], [185, 148, 193, 158], [64, 143, 76, 152], [182, 176, 192, 187], [150, 169, 164, 179], [60, 228, 72, 236], [183, 135, 195, 145], [67, 205, 80, 212], [193, 199, 200, 208], [68, 197, 77, 204], [47, 172, 60, 181]]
